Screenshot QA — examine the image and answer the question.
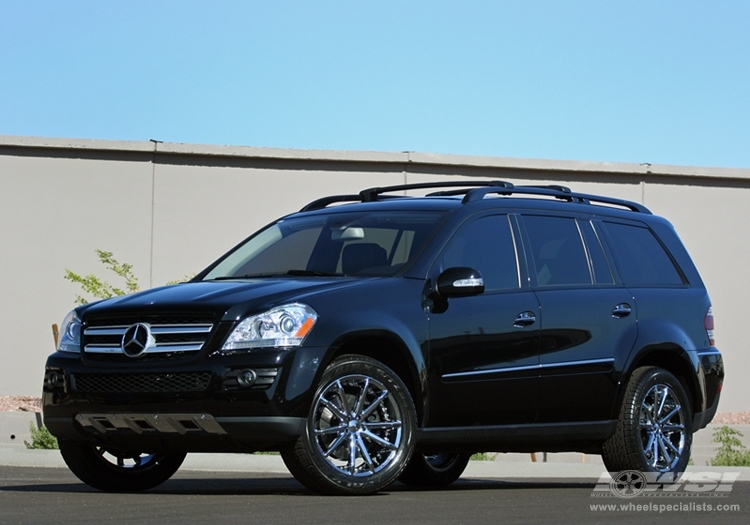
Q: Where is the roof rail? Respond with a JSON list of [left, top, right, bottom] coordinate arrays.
[[300, 180, 514, 211], [462, 186, 651, 213], [299, 180, 650, 214]]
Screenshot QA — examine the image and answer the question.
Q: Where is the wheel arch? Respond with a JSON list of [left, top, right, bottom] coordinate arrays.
[[618, 344, 702, 421], [326, 330, 427, 425]]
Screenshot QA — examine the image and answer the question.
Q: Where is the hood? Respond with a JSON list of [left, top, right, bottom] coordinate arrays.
[[79, 277, 368, 321]]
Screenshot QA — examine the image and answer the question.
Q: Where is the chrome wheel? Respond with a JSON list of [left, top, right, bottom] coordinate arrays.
[[639, 384, 686, 471], [602, 366, 692, 475], [281, 355, 416, 495], [312, 374, 403, 476]]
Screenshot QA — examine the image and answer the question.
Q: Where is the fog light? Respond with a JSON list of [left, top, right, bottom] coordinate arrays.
[[237, 369, 257, 388]]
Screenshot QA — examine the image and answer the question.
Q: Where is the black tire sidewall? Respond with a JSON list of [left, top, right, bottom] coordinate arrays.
[[59, 439, 186, 492]]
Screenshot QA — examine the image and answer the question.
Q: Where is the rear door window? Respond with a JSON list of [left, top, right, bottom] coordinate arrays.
[[522, 215, 592, 286]]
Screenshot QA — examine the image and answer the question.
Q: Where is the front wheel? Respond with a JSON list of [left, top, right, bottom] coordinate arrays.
[[602, 366, 692, 474], [281, 355, 417, 495], [59, 440, 186, 492], [398, 452, 471, 487]]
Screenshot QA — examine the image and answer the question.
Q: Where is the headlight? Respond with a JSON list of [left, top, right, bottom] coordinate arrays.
[[58, 310, 82, 353], [223, 303, 318, 351]]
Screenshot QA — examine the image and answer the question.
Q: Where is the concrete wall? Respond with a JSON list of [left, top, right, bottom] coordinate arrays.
[[1, 135, 747, 412]]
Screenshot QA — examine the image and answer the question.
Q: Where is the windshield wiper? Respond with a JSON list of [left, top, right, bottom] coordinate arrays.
[[286, 270, 341, 277], [206, 274, 280, 280]]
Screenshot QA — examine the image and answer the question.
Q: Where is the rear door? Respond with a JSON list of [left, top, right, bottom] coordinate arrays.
[[519, 214, 638, 423]]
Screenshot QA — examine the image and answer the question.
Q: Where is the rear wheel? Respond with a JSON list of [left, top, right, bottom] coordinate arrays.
[[59, 440, 186, 492], [602, 366, 692, 474], [398, 452, 471, 487], [281, 355, 417, 495]]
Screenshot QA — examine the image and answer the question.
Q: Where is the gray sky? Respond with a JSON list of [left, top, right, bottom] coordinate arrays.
[[2, 0, 748, 168]]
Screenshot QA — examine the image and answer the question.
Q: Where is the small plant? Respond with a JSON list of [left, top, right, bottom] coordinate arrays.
[[24, 423, 59, 450], [64, 249, 139, 305], [710, 426, 750, 467], [470, 452, 497, 461]]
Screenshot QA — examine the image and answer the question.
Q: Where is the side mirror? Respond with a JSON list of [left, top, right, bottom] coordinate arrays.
[[436, 267, 485, 297]]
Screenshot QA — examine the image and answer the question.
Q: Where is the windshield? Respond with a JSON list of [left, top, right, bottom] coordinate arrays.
[[203, 210, 446, 280]]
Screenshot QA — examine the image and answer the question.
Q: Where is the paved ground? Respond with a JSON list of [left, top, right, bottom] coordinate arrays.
[[0, 466, 748, 525]]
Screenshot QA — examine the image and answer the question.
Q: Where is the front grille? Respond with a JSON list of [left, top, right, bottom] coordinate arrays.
[[82, 314, 215, 362], [72, 372, 212, 393]]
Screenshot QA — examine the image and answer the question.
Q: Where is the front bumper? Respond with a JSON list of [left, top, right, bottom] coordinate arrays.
[[42, 346, 326, 452]]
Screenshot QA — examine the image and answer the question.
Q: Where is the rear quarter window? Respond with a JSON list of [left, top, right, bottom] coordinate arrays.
[[602, 221, 685, 286]]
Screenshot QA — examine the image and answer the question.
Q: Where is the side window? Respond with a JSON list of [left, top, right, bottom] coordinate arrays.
[[602, 222, 684, 286], [440, 215, 519, 291], [580, 220, 615, 285], [523, 215, 592, 286]]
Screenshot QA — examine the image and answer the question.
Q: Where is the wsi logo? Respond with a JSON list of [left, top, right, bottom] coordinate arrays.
[[592, 470, 740, 499]]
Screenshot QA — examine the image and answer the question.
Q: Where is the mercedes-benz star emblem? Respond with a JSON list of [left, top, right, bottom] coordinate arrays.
[[121, 323, 156, 358]]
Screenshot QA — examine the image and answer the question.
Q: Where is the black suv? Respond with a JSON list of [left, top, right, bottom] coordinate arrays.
[[43, 181, 724, 495]]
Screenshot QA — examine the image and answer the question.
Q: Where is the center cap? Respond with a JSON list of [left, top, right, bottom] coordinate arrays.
[[121, 323, 156, 357]]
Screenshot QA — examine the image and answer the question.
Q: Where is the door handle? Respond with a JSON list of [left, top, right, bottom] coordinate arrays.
[[514, 311, 537, 328], [612, 303, 632, 318]]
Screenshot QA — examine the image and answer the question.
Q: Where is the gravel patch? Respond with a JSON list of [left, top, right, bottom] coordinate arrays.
[[0, 396, 42, 413]]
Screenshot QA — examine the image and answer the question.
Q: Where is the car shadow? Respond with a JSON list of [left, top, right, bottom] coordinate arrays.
[[0, 472, 596, 496]]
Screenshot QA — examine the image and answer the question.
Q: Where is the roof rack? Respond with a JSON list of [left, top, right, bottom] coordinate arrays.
[[300, 180, 514, 211], [462, 185, 650, 213], [299, 180, 650, 214]]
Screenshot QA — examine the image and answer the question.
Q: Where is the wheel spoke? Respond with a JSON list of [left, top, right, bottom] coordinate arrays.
[[661, 423, 684, 433], [353, 377, 370, 418], [320, 396, 348, 421], [335, 379, 352, 417], [657, 434, 674, 465], [655, 386, 668, 419], [315, 424, 347, 435], [322, 433, 348, 458], [650, 434, 660, 466], [361, 390, 389, 420], [362, 429, 398, 450], [658, 406, 680, 425], [662, 434, 680, 455], [363, 420, 402, 432], [356, 435, 375, 473], [642, 431, 656, 456], [348, 434, 358, 475]]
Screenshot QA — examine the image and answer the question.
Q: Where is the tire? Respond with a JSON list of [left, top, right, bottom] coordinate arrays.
[[281, 355, 417, 495], [59, 440, 186, 492], [602, 366, 692, 474], [398, 452, 471, 487]]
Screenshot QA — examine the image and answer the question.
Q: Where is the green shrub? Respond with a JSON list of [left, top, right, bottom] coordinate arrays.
[[24, 423, 59, 450], [64, 249, 194, 305], [470, 452, 497, 461], [64, 249, 139, 305], [710, 426, 750, 467]]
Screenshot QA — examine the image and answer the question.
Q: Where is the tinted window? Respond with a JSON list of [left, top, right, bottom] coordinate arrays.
[[204, 211, 446, 279], [523, 216, 592, 286], [602, 222, 684, 285], [440, 215, 519, 291]]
